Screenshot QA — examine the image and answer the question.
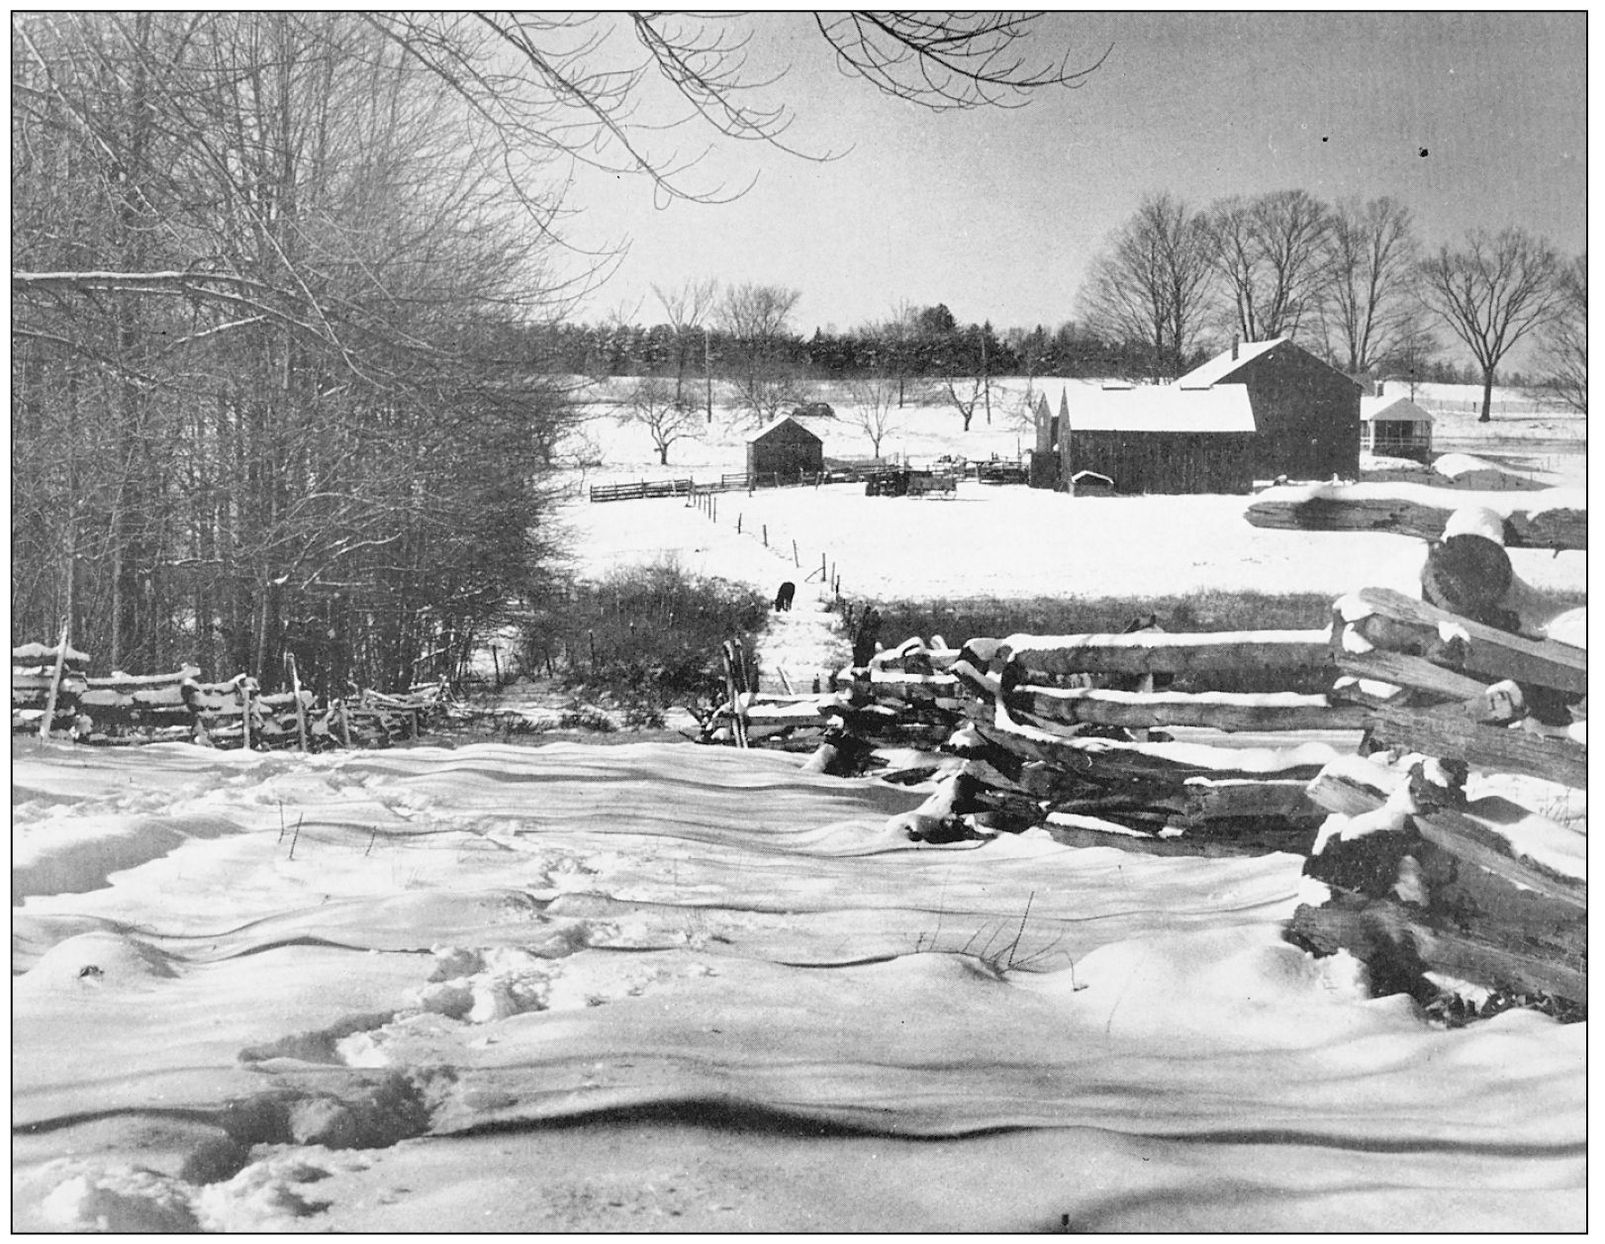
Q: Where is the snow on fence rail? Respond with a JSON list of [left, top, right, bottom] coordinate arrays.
[[11, 642, 448, 749], [1246, 482, 1586, 550], [697, 567, 1586, 1015]]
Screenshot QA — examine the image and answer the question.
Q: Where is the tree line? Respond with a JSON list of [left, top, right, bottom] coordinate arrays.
[[530, 189, 1584, 428]]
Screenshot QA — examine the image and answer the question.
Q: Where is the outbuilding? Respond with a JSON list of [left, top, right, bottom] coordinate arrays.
[[1174, 338, 1362, 480], [1055, 382, 1258, 495], [746, 415, 823, 482], [1360, 389, 1434, 463]]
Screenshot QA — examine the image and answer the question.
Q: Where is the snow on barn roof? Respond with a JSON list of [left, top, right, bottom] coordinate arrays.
[[748, 415, 821, 443], [1174, 338, 1288, 388], [1038, 382, 1257, 433], [1361, 394, 1434, 423]]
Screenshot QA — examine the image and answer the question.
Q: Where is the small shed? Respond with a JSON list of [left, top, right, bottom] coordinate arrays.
[[1361, 391, 1434, 463], [746, 415, 823, 482], [1068, 469, 1115, 496]]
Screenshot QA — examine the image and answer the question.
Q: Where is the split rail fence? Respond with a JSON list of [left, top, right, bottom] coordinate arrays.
[[696, 481, 1587, 1018], [13, 640, 449, 750]]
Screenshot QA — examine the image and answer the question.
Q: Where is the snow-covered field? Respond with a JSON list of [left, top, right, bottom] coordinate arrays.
[[564, 483, 1584, 615], [13, 378, 1585, 1232], [12, 740, 1585, 1231]]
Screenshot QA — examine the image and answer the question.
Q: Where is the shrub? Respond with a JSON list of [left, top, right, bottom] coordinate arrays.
[[525, 561, 768, 710]]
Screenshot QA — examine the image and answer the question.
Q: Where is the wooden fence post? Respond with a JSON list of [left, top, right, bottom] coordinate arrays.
[[37, 622, 69, 741], [286, 653, 309, 752], [240, 677, 252, 751], [762, 524, 767, 547], [792, 538, 799, 566]]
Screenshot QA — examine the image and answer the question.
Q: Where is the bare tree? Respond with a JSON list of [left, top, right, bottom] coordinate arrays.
[[652, 278, 719, 407], [1206, 189, 1332, 342], [845, 372, 901, 457], [941, 374, 995, 434], [1538, 253, 1586, 415], [1418, 227, 1561, 422], [12, 11, 1102, 678], [1079, 192, 1215, 380], [874, 300, 921, 406], [1373, 322, 1441, 401], [718, 281, 801, 417], [813, 12, 1108, 110], [1319, 196, 1422, 375], [626, 377, 700, 465]]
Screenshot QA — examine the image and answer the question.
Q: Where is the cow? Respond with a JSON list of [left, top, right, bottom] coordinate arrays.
[[773, 581, 795, 612]]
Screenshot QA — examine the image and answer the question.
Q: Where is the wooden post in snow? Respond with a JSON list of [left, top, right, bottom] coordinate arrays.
[[286, 653, 309, 752], [792, 538, 799, 566], [37, 622, 69, 741], [240, 677, 253, 751]]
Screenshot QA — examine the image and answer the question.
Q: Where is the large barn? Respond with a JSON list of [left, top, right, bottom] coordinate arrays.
[[1029, 339, 1363, 494], [1033, 382, 1258, 495], [746, 415, 823, 481], [1174, 338, 1362, 479]]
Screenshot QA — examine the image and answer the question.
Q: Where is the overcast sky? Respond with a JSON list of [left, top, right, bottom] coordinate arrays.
[[566, 11, 1585, 338]]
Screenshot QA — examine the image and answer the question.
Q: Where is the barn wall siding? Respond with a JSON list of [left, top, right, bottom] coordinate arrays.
[[1237, 348, 1361, 479], [1064, 431, 1256, 494]]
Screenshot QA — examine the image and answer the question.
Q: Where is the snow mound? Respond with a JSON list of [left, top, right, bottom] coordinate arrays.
[[39, 1164, 200, 1232], [17, 931, 179, 993]]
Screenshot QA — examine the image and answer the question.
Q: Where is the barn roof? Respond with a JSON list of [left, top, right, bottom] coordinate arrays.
[[1360, 394, 1434, 423], [748, 415, 822, 444], [1174, 338, 1288, 388], [1041, 382, 1257, 433]]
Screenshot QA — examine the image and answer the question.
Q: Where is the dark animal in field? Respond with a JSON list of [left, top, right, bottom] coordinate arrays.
[[773, 581, 795, 611]]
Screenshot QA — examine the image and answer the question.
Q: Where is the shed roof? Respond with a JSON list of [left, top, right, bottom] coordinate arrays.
[[1360, 394, 1434, 423], [1040, 382, 1257, 433], [748, 415, 822, 444], [1174, 338, 1288, 388]]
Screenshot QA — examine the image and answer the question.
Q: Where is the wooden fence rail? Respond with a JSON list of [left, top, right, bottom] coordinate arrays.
[[12, 641, 448, 750]]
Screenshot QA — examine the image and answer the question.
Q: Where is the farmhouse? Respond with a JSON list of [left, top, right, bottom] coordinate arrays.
[[1361, 388, 1434, 463], [1029, 380, 1257, 494], [1175, 338, 1362, 480], [746, 415, 823, 481]]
